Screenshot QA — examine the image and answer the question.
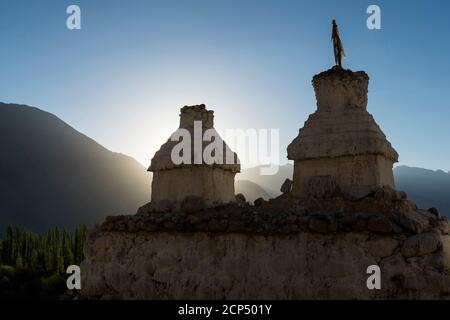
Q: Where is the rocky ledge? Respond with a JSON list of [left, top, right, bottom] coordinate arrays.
[[100, 187, 444, 236], [102, 206, 447, 236]]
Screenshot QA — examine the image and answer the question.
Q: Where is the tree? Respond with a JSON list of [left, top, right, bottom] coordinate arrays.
[[0, 224, 88, 299]]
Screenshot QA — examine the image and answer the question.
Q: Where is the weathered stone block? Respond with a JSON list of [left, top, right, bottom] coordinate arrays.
[[180, 195, 205, 214], [235, 193, 246, 203], [398, 211, 430, 234], [367, 216, 400, 234], [280, 178, 293, 194], [401, 232, 442, 258]]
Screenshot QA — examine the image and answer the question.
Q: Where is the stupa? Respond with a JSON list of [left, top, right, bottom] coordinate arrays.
[[287, 21, 398, 199], [148, 104, 240, 205]]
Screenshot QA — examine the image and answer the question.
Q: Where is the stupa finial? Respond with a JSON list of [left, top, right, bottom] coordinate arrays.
[[331, 19, 346, 68]]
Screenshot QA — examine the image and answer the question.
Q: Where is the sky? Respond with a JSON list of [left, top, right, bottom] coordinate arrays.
[[0, 0, 449, 171]]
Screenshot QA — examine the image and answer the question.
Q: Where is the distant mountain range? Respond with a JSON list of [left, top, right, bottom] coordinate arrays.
[[236, 164, 450, 217], [394, 166, 450, 216], [0, 103, 448, 232], [0, 103, 150, 232]]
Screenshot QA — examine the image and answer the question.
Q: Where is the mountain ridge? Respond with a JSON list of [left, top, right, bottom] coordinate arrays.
[[0, 103, 150, 232]]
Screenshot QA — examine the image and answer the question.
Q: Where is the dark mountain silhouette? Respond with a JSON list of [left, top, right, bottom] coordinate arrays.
[[0, 103, 150, 232], [235, 180, 270, 203]]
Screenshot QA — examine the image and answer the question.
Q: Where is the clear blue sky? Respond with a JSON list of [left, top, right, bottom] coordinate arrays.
[[1, 0, 449, 171]]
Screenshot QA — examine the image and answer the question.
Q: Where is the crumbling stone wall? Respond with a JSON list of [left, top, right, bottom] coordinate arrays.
[[80, 193, 450, 300]]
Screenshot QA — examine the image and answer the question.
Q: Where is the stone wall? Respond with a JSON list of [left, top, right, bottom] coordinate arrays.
[[80, 230, 450, 300], [80, 196, 450, 300]]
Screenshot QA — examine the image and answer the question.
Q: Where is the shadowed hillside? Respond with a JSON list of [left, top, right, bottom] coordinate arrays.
[[0, 103, 150, 232], [236, 164, 294, 198], [394, 166, 450, 216]]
